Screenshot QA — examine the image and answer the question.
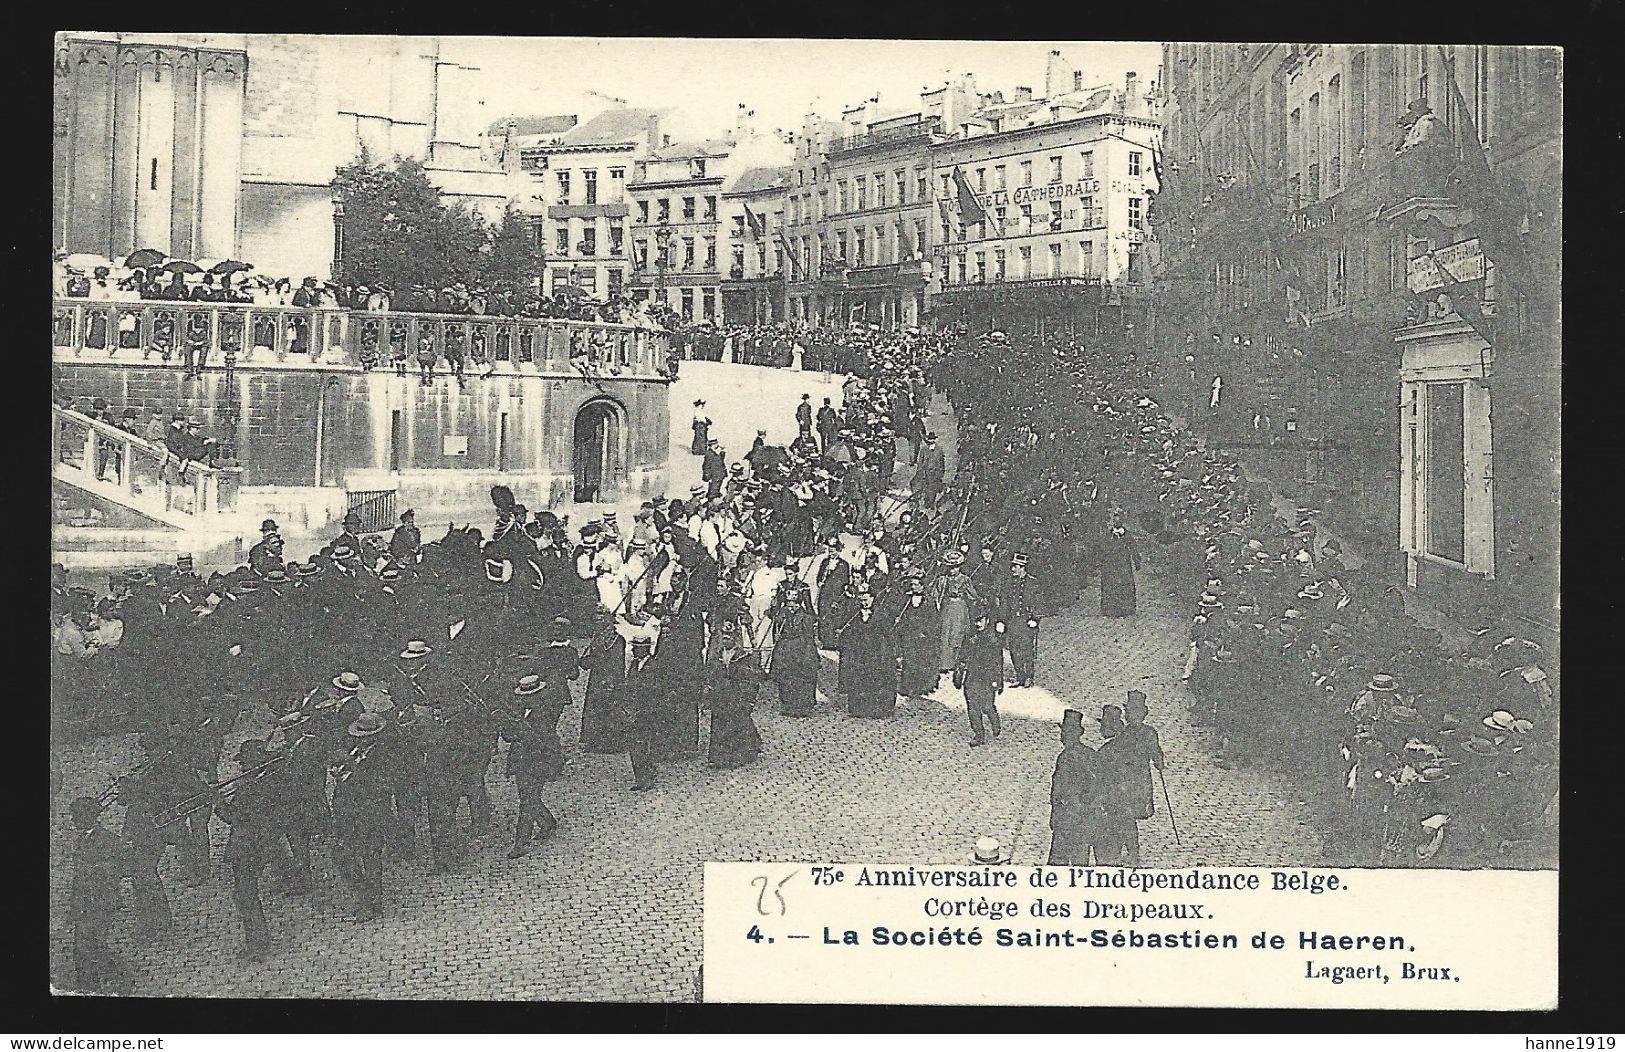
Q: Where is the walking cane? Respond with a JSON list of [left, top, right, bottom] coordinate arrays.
[[1158, 766, 1182, 848]]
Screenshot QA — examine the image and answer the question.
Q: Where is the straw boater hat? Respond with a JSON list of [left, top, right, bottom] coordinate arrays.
[[262, 569, 290, 585], [970, 837, 1012, 865], [1367, 674, 1398, 692], [484, 557, 514, 583], [399, 640, 432, 661], [514, 675, 545, 696], [942, 550, 965, 567], [347, 712, 387, 739], [332, 671, 366, 692]]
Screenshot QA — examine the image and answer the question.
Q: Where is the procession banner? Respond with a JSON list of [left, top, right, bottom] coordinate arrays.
[[702, 863, 1556, 1008]]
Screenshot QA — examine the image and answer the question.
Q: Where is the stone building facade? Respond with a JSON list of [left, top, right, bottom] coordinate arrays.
[[1152, 43, 1561, 634]]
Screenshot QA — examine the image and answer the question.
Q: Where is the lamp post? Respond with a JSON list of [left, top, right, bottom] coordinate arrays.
[[331, 186, 346, 286], [655, 221, 673, 311]]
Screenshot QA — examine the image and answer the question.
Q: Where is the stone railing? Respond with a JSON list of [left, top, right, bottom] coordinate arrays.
[[53, 404, 242, 522], [50, 298, 673, 381]]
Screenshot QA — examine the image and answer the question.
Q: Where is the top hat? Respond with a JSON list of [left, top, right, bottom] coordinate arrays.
[[514, 675, 545, 696], [332, 671, 366, 691], [399, 640, 432, 660], [347, 713, 387, 738]]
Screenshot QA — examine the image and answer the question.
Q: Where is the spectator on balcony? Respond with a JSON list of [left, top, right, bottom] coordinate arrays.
[[416, 330, 439, 387], [189, 274, 219, 302], [292, 278, 321, 308], [89, 267, 114, 302], [367, 285, 392, 313], [160, 271, 189, 302]]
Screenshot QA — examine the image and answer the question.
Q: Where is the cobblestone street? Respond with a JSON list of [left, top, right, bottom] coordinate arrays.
[[48, 364, 1326, 1001]]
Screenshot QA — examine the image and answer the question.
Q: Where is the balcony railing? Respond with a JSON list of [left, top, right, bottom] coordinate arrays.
[[827, 116, 944, 155], [52, 404, 242, 523], [51, 298, 673, 380]]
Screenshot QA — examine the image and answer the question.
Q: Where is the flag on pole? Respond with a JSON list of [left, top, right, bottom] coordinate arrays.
[[777, 230, 800, 279], [951, 167, 991, 229], [743, 203, 766, 240]]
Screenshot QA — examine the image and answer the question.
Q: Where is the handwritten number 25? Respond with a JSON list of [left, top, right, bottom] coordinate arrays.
[[751, 871, 795, 916]]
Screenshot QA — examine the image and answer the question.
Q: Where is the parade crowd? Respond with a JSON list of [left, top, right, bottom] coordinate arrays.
[[53, 321, 1558, 995]]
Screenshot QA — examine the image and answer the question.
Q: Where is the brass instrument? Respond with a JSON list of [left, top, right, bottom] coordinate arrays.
[[150, 755, 285, 829]]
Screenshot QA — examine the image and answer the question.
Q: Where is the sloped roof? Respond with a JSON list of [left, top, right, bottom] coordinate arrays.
[[727, 165, 792, 196], [487, 113, 578, 138], [650, 137, 734, 161], [556, 107, 668, 147]]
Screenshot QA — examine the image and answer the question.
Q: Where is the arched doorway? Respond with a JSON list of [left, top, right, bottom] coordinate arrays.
[[572, 398, 624, 503]]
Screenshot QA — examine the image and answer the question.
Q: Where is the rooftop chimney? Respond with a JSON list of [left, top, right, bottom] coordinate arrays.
[[645, 113, 662, 151], [1045, 50, 1074, 100], [1014, 86, 1033, 103]]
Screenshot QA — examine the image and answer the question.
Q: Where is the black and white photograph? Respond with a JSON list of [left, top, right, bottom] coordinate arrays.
[[47, 34, 1561, 1007]]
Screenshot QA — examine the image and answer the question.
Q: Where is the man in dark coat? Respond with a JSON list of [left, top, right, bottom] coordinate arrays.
[[955, 610, 1005, 745], [1094, 704, 1143, 865], [702, 439, 728, 498], [390, 509, 422, 565], [997, 552, 1046, 688], [913, 432, 946, 508], [892, 571, 940, 697], [837, 592, 897, 717], [769, 587, 820, 715], [501, 674, 564, 858], [703, 620, 763, 768], [1048, 710, 1103, 865], [68, 796, 135, 992], [330, 713, 393, 920], [813, 538, 852, 650], [618, 634, 665, 790], [795, 393, 814, 434], [816, 397, 839, 450], [215, 739, 285, 956]]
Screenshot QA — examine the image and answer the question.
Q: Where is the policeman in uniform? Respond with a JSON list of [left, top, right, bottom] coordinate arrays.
[[998, 552, 1044, 688], [955, 609, 1006, 746]]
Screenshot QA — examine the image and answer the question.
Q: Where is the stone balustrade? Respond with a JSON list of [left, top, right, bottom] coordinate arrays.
[[53, 404, 242, 521], [51, 298, 674, 381]]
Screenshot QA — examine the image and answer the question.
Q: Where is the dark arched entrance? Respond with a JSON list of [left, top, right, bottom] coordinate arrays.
[[572, 398, 624, 503]]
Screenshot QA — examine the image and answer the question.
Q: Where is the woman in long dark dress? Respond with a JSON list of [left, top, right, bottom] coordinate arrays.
[[690, 400, 711, 455], [704, 623, 762, 768], [1098, 523, 1140, 617], [769, 593, 820, 716], [578, 610, 629, 753]]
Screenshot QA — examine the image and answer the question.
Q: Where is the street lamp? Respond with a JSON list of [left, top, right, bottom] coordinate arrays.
[[331, 186, 346, 285], [655, 221, 673, 308]]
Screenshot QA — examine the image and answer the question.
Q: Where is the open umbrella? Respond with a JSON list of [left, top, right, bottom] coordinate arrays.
[[209, 260, 254, 276], [124, 248, 166, 269], [162, 260, 204, 274]]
